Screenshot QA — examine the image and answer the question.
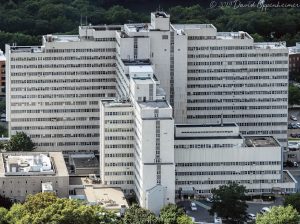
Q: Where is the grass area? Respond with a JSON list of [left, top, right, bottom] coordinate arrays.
[[288, 138, 300, 141]]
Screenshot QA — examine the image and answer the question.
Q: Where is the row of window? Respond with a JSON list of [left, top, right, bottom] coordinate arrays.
[[187, 105, 287, 110], [176, 179, 280, 185], [188, 98, 287, 103], [104, 171, 133, 176], [187, 83, 287, 88], [187, 68, 288, 73], [104, 128, 134, 133], [11, 78, 115, 84], [187, 75, 288, 81], [45, 48, 116, 53], [176, 161, 281, 166], [187, 52, 285, 58], [189, 90, 287, 96], [12, 86, 115, 92], [11, 63, 115, 69], [11, 55, 115, 61], [104, 120, 133, 124], [12, 125, 99, 130], [104, 144, 134, 149], [175, 144, 237, 149], [11, 93, 114, 99], [35, 142, 99, 146], [176, 170, 280, 176], [11, 101, 99, 107], [104, 153, 134, 157], [105, 136, 134, 140], [11, 70, 115, 77], [11, 117, 99, 122], [105, 111, 133, 116], [188, 60, 287, 66], [11, 109, 100, 113], [104, 162, 134, 167], [30, 133, 99, 138]]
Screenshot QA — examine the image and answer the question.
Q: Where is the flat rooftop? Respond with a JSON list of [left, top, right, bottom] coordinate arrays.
[[0, 50, 5, 61], [71, 156, 99, 168], [139, 100, 170, 109], [125, 23, 150, 33], [217, 32, 252, 40], [254, 42, 286, 49], [173, 24, 215, 30], [123, 59, 151, 66], [244, 136, 280, 147], [80, 25, 122, 31], [0, 152, 68, 177], [75, 186, 128, 209]]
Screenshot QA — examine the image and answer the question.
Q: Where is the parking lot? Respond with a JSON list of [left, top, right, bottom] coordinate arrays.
[[177, 198, 283, 223], [288, 109, 300, 138]]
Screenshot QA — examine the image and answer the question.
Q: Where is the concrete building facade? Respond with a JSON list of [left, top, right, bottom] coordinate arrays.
[[0, 50, 5, 98]]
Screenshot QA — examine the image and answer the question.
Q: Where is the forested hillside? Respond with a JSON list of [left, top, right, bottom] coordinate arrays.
[[0, 0, 299, 50]]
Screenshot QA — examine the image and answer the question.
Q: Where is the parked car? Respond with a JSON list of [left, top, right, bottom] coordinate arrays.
[[190, 202, 197, 211], [214, 217, 222, 224], [205, 196, 213, 203], [288, 123, 293, 129], [246, 213, 256, 221], [294, 162, 299, 167], [290, 133, 300, 138], [291, 115, 297, 121], [287, 160, 295, 167], [288, 142, 299, 150], [260, 207, 271, 214]]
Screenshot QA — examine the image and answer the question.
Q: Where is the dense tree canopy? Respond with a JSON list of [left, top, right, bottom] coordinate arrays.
[[289, 84, 300, 106], [256, 205, 300, 224], [123, 204, 161, 224], [0, 1, 299, 51], [159, 204, 185, 224], [6, 132, 35, 151], [4, 192, 119, 224], [209, 182, 248, 223], [284, 193, 300, 213]]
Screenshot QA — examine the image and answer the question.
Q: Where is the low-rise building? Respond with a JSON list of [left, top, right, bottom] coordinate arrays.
[[0, 152, 69, 201], [175, 124, 296, 196]]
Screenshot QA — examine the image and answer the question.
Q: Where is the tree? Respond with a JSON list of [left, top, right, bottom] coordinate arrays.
[[160, 204, 184, 224], [284, 193, 300, 213], [5, 193, 118, 224], [123, 204, 161, 224], [176, 215, 194, 224], [209, 182, 248, 223], [0, 207, 8, 224], [0, 195, 13, 209], [256, 205, 300, 224], [6, 132, 35, 151], [289, 84, 300, 106]]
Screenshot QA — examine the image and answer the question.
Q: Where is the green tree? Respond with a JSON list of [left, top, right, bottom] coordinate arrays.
[[176, 215, 194, 224], [284, 193, 300, 213], [256, 205, 300, 224], [0, 207, 8, 224], [5, 193, 118, 224], [6, 132, 35, 151], [289, 84, 300, 106], [123, 204, 161, 224], [160, 204, 184, 224], [0, 195, 13, 209], [209, 182, 248, 223]]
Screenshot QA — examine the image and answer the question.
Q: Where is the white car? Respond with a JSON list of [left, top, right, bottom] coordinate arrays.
[[260, 207, 271, 214], [214, 216, 222, 224], [291, 115, 297, 121], [205, 197, 213, 203], [246, 213, 256, 220], [190, 202, 197, 211]]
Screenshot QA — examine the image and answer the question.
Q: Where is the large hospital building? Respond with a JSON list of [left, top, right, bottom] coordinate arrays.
[[5, 12, 294, 212]]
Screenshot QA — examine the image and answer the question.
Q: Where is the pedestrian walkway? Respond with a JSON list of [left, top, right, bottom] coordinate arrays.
[[193, 200, 211, 210]]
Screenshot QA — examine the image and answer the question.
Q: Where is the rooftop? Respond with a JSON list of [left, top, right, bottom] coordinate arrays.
[[80, 25, 122, 31], [44, 35, 80, 43], [125, 23, 150, 33], [122, 59, 151, 66], [173, 24, 215, 30], [289, 43, 300, 54], [217, 32, 252, 40], [254, 42, 286, 49], [71, 156, 99, 168], [244, 136, 280, 147], [174, 135, 243, 140], [74, 186, 128, 209], [0, 50, 5, 61], [139, 100, 170, 109]]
